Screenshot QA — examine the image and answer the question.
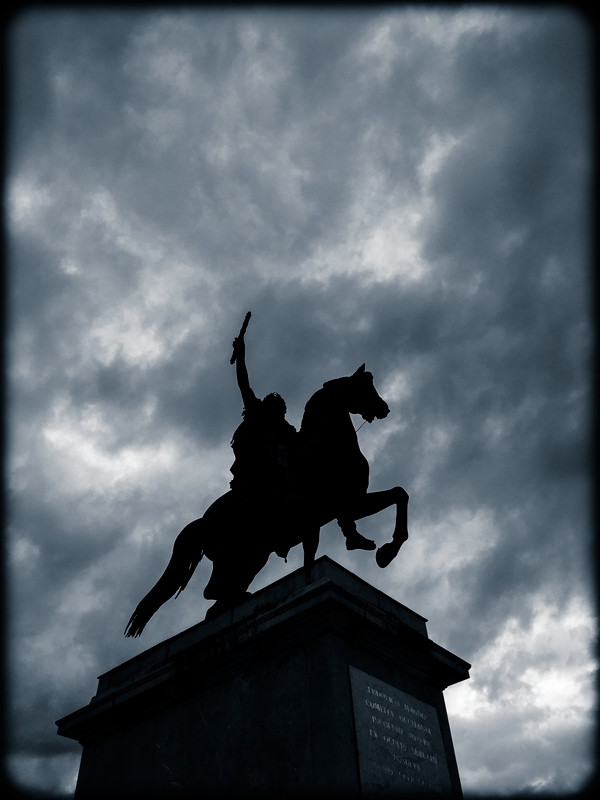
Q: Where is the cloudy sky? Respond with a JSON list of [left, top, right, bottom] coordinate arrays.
[[6, 5, 595, 797]]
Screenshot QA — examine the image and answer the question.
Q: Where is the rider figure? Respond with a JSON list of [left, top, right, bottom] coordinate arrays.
[[230, 319, 375, 555], [229, 330, 297, 506]]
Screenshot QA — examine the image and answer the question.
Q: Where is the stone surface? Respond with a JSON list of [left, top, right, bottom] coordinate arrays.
[[350, 666, 452, 795], [56, 556, 470, 798]]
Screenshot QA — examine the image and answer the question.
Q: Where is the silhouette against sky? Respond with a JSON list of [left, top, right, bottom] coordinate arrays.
[[6, 6, 594, 796]]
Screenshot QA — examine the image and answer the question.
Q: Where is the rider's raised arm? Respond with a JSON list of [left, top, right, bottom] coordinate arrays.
[[232, 335, 257, 408]]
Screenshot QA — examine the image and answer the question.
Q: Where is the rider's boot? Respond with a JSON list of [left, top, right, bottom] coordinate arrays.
[[339, 518, 376, 551]]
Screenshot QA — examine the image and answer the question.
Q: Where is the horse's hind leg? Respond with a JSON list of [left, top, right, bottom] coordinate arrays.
[[302, 524, 320, 568]]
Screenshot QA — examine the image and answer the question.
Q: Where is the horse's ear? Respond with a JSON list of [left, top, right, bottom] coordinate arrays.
[[353, 364, 366, 376]]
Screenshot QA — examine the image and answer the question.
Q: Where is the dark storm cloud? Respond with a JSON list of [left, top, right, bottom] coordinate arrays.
[[7, 6, 593, 796]]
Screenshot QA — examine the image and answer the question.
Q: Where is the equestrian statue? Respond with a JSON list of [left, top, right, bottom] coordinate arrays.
[[125, 313, 409, 636]]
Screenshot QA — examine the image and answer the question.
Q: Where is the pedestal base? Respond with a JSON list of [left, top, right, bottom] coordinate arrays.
[[57, 556, 470, 797]]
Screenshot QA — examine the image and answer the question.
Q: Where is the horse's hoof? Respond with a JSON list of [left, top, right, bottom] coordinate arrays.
[[376, 540, 402, 568], [345, 531, 377, 551]]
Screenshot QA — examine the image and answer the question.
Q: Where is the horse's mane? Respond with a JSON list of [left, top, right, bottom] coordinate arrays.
[[299, 376, 358, 446]]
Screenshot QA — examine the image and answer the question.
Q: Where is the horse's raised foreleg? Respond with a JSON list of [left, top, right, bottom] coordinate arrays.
[[349, 486, 409, 568], [337, 517, 377, 551]]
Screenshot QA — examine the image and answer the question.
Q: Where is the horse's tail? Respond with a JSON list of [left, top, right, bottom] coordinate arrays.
[[124, 519, 205, 638]]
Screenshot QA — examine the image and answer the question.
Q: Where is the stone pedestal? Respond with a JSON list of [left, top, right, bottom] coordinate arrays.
[[56, 556, 470, 798]]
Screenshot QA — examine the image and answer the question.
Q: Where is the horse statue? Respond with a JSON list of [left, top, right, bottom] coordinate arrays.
[[124, 364, 408, 636]]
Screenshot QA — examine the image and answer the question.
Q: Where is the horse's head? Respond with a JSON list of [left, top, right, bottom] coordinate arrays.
[[347, 364, 390, 423]]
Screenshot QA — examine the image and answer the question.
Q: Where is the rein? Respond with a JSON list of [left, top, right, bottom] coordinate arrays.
[[355, 419, 368, 433]]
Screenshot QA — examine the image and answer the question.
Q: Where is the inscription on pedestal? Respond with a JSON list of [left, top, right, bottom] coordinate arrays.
[[349, 666, 453, 795]]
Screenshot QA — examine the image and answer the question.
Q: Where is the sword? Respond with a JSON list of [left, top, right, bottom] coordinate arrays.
[[230, 312, 252, 364]]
